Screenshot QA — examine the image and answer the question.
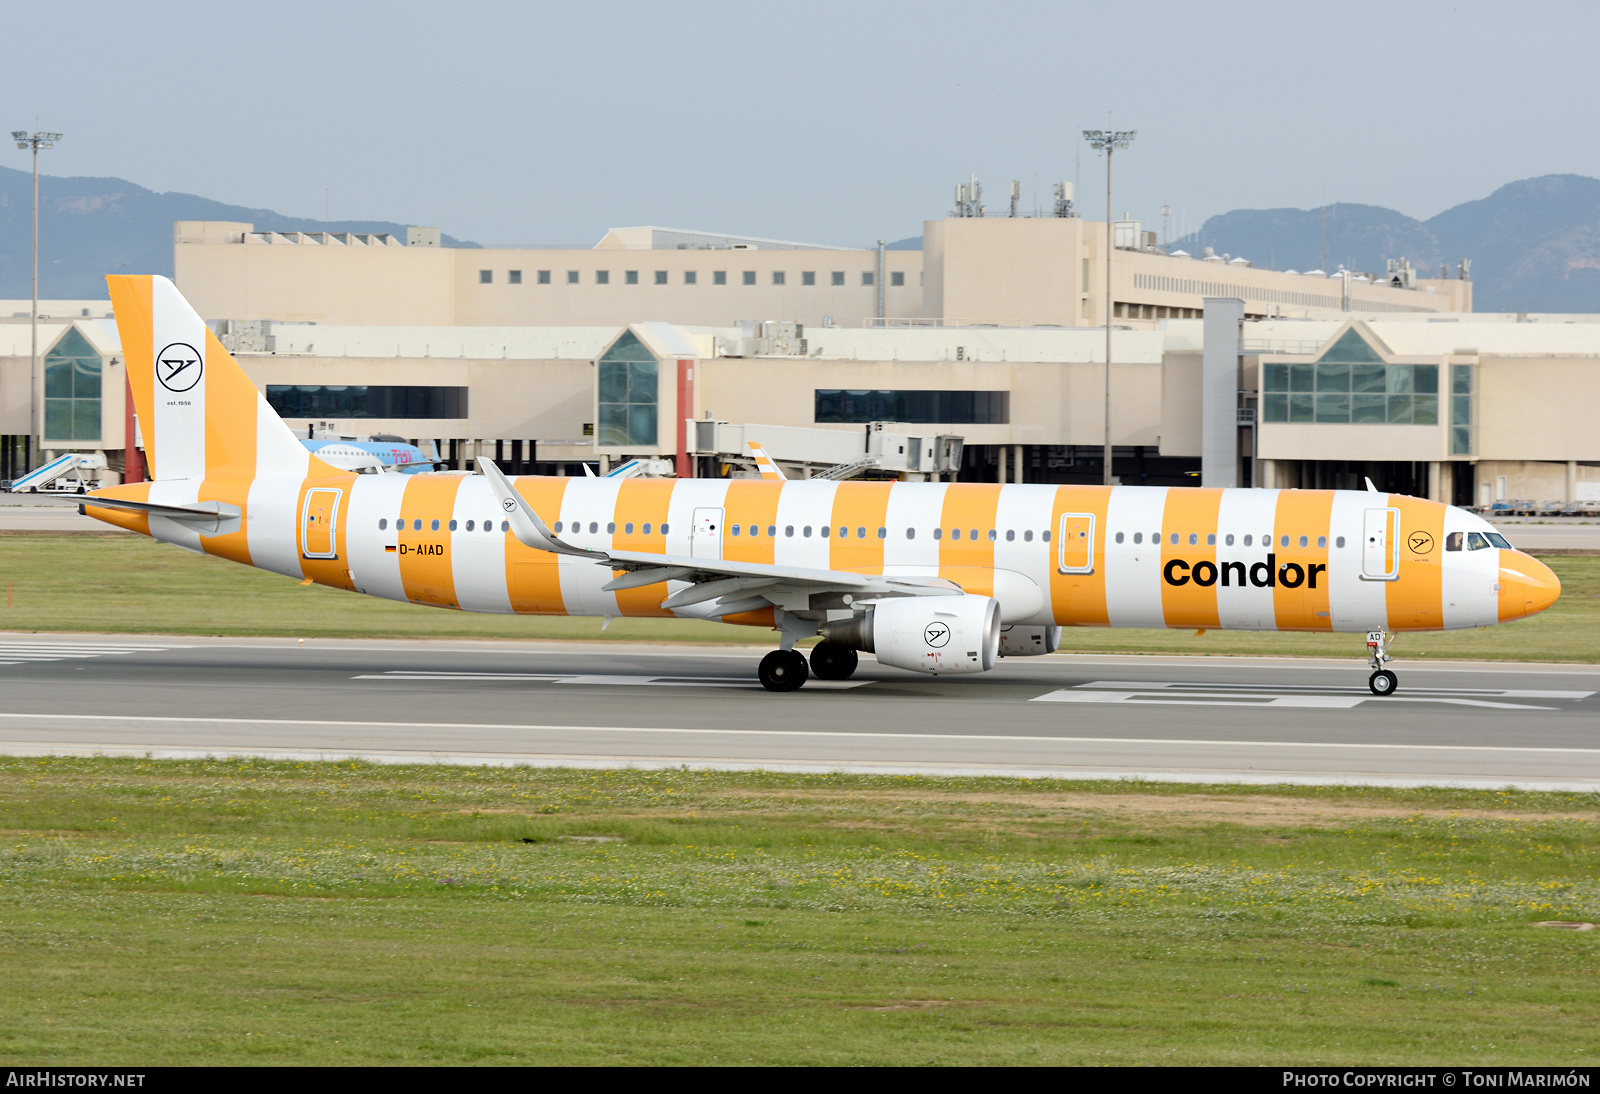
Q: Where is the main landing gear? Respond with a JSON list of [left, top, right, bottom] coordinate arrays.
[[809, 641, 859, 681], [1366, 631, 1398, 696], [758, 649, 809, 692]]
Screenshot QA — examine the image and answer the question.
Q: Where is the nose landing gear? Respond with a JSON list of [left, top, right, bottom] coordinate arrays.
[[1366, 631, 1398, 696]]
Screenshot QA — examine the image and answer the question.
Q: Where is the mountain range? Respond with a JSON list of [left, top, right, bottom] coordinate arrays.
[[0, 165, 477, 300], [3, 166, 1599, 312], [1170, 174, 1600, 313]]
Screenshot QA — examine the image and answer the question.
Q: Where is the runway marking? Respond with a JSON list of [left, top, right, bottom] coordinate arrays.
[[0, 641, 194, 665], [0, 711, 1598, 754], [1030, 680, 1593, 711], [350, 670, 869, 690]]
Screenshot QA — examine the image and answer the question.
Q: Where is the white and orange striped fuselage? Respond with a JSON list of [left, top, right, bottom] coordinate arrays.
[[87, 472, 1559, 634], [81, 275, 1560, 690]]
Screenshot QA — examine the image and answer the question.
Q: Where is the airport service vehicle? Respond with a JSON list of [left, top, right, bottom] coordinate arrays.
[[302, 436, 440, 475], [5, 451, 108, 494], [80, 276, 1561, 693]]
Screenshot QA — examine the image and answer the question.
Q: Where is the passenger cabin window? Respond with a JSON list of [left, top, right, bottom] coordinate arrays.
[[1116, 532, 1125, 544], [554, 521, 563, 532], [1024, 530, 1034, 542], [607, 522, 616, 534], [1336, 536, 1346, 548], [803, 526, 812, 537], [465, 520, 474, 531], [589, 522, 599, 534], [1242, 535, 1252, 546], [1133, 532, 1142, 544], [379, 518, 388, 530], [431, 519, 440, 531], [1299, 536, 1308, 548], [1317, 536, 1326, 548], [933, 528, 942, 540], [448, 520, 457, 531]]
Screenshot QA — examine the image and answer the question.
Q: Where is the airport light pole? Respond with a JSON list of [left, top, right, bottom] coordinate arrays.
[[1082, 128, 1134, 486], [13, 130, 62, 472]]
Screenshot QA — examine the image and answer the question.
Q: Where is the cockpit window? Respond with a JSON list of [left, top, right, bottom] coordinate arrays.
[[1486, 532, 1513, 550], [1466, 532, 1491, 551], [1445, 531, 1463, 552]]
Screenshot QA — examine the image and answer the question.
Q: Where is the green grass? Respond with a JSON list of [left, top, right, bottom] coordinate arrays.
[[0, 759, 1595, 1065], [0, 532, 1596, 660]]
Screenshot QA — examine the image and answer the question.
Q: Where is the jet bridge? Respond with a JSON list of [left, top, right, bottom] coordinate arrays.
[[689, 421, 963, 480]]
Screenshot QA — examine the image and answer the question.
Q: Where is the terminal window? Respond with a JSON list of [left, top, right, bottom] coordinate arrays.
[[625, 270, 639, 285], [802, 271, 815, 286], [1261, 362, 1437, 425], [596, 270, 610, 285], [861, 272, 875, 286], [713, 271, 727, 285], [43, 327, 101, 441], [1451, 365, 1473, 455], [478, 270, 492, 284], [266, 385, 468, 420], [597, 330, 658, 447], [684, 271, 698, 285], [508, 270, 522, 284], [772, 271, 786, 286], [538, 270, 551, 284], [655, 270, 668, 285], [742, 271, 756, 286], [567, 270, 579, 284], [815, 389, 1009, 425], [891, 272, 905, 287], [832, 271, 845, 286]]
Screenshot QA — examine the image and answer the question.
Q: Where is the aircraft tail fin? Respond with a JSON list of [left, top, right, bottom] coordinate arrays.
[[107, 275, 330, 482], [748, 442, 787, 481]]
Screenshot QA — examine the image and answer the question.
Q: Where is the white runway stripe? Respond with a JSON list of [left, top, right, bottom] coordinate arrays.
[[1031, 679, 1593, 711], [353, 670, 869, 690]]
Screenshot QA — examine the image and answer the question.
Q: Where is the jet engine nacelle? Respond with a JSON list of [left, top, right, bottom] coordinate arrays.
[[822, 593, 1001, 675], [997, 624, 1061, 657]]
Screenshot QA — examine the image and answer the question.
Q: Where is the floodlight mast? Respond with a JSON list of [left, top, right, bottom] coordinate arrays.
[[12, 130, 63, 473], [1082, 129, 1135, 486]]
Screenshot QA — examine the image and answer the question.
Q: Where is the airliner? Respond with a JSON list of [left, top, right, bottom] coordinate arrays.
[[81, 276, 1560, 693], [302, 436, 441, 476]]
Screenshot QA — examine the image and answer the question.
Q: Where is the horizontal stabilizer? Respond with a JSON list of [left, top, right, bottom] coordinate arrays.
[[80, 495, 242, 535]]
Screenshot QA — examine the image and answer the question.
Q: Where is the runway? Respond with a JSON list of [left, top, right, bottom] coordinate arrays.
[[0, 634, 1596, 789]]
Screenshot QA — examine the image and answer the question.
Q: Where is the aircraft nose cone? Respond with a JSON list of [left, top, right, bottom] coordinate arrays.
[[1499, 551, 1561, 622]]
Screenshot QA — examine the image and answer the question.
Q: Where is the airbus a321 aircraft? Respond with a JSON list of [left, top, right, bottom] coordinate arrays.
[[82, 276, 1560, 693]]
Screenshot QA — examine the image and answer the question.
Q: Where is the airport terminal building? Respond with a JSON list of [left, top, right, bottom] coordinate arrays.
[[2, 213, 1596, 510]]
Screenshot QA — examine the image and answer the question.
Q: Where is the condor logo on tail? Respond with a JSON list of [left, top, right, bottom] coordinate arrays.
[[1163, 554, 1328, 589]]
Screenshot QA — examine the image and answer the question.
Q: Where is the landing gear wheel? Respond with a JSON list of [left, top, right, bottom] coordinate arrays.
[[759, 649, 809, 692], [1368, 669, 1398, 696], [809, 641, 858, 680]]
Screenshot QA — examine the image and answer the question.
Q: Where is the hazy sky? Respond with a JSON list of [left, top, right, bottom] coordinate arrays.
[[9, 0, 1597, 247]]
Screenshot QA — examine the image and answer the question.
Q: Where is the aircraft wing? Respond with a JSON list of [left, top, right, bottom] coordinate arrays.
[[478, 458, 957, 616]]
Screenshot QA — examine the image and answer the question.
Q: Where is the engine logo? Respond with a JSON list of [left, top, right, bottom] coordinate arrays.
[[156, 343, 203, 393], [924, 621, 950, 648]]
